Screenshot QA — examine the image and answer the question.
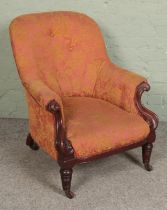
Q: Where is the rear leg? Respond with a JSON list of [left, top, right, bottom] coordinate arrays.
[[142, 143, 153, 171], [26, 133, 39, 150]]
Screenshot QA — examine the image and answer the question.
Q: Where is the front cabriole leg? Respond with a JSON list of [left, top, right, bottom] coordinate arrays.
[[135, 82, 159, 171]]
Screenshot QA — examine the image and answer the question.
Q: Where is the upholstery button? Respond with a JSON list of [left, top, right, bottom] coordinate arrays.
[[50, 31, 55, 37]]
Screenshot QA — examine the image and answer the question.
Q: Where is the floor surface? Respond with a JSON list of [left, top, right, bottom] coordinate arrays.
[[0, 119, 166, 210]]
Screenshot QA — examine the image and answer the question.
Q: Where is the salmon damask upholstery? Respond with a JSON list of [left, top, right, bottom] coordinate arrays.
[[10, 11, 149, 160], [64, 97, 149, 159]]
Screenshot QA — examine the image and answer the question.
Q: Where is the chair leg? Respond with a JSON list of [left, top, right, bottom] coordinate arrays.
[[142, 143, 153, 171], [60, 168, 74, 199], [26, 133, 39, 151]]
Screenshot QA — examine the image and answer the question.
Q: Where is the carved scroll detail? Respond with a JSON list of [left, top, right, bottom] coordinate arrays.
[[46, 99, 74, 158], [135, 82, 159, 131]]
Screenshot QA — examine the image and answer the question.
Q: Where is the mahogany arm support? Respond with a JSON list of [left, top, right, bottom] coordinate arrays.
[[135, 82, 159, 131], [46, 100, 74, 158]]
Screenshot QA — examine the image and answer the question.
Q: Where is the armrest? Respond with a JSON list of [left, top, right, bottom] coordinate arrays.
[[24, 79, 74, 157], [24, 79, 64, 118], [94, 61, 147, 114]]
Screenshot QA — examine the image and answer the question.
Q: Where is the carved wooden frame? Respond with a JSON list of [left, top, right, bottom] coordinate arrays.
[[26, 81, 159, 199]]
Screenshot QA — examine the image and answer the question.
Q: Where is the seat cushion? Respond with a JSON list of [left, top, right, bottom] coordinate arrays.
[[63, 97, 150, 159]]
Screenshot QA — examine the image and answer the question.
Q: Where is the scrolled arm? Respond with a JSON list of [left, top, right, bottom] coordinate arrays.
[[23, 80, 63, 112], [94, 62, 148, 114], [135, 82, 159, 131], [46, 100, 74, 157], [46, 99, 61, 113]]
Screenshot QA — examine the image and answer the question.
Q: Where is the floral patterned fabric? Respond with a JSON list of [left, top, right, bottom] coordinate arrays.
[[10, 11, 149, 160]]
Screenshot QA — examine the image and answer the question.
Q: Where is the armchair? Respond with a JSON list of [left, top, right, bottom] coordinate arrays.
[[9, 11, 158, 199]]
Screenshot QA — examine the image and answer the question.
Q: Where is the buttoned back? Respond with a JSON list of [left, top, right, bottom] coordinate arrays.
[[10, 11, 108, 96]]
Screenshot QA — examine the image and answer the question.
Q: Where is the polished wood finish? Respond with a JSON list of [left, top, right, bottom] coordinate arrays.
[[60, 168, 74, 199], [46, 100, 75, 197], [28, 81, 158, 198], [46, 100, 75, 160], [135, 82, 158, 171], [135, 82, 159, 131], [142, 142, 153, 171], [76, 139, 147, 164]]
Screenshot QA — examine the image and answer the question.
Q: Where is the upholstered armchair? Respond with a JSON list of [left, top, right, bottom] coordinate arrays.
[[9, 11, 158, 199]]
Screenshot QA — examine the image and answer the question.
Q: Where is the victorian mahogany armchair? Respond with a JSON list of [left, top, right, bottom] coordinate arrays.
[[10, 11, 158, 199]]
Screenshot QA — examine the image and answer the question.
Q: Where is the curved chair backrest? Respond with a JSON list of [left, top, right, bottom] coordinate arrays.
[[10, 11, 108, 97]]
